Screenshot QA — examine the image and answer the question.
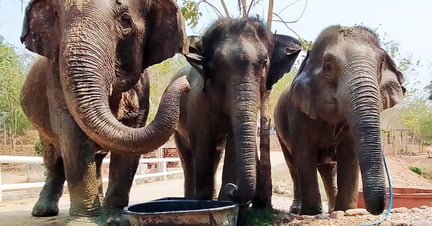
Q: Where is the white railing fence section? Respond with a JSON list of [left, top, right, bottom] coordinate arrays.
[[0, 148, 182, 202]]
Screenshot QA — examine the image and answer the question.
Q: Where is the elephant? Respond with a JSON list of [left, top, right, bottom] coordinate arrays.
[[170, 17, 301, 206], [19, 0, 189, 224], [274, 25, 405, 215]]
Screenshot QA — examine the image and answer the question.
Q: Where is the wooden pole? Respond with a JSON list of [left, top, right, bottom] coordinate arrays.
[[220, 0, 230, 17], [253, 0, 275, 209], [266, 0, 274, 31]]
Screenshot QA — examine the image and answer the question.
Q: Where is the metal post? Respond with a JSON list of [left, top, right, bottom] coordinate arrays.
[[157, 147, 164, 181], [162, 159, 167, 181]]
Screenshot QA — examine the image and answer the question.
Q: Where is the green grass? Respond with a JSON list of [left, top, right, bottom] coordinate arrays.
[[238, 208, 277, 226], [409, 166, 422, 175]]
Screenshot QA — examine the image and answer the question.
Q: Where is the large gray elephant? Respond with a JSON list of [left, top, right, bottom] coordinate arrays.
[[20, 0, 189, 224], [274, 25, 405, 215], [171, 18, 301, 206]]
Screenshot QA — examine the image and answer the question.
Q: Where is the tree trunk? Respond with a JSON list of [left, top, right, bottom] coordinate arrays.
[[220, 0, 230, 17], [240, 0, 247, 17], [251, 0, 275, 209], [253, 90, 272, 208], [266, 0, 274, 31]]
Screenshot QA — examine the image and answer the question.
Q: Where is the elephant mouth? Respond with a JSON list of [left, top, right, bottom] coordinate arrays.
[[114, 58, 139, 91]]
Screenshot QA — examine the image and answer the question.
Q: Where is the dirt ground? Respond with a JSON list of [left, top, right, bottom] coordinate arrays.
[[1, 130, 432, 225]]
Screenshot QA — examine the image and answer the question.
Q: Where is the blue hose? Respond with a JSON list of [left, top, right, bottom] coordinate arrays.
[[358, 153, 393, 226]]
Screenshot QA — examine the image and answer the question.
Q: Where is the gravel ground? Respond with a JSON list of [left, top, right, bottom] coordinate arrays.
[[274, 206, 432, 226], [270, 152, 432, 225], [1, 151, 431, 225]]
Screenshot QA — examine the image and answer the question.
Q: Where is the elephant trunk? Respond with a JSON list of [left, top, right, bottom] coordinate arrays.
[[341, 57, 386, 215], [60, 7, 189, 154], [229, 78, 259, 204]]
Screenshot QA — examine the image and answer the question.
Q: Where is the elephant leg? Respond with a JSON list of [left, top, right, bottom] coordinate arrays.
[[32, 138, 65, 217], [53, 115, 102, 218], [335, 139, 359, 211], [103, 152, 140, 215], [192, 135, 218, 200], [174, 132, 194, 198], [219, 134, 237, 200], [279, 138, 301, 214], [317, 162, 337, 212], [294, 144, 322, 215], [95, 151, 108, 202]]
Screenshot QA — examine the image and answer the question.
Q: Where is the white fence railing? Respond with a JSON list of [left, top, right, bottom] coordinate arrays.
[[0, 154, 182, 202]]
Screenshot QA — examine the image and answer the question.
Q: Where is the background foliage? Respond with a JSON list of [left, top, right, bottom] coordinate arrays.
[[0, 0, 431, 150], [0, 35, 31, 146]]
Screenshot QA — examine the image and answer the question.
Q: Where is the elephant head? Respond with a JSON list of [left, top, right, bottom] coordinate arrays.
[[21, 0, 188, 154], [184, 18, 301, 204], [289, 25, 405, 214]]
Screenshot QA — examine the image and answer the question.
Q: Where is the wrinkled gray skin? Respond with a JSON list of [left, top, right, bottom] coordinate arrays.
[[20, 0, 189, 225], [274, 25, 405, 215], [172, 18, 301, 205]]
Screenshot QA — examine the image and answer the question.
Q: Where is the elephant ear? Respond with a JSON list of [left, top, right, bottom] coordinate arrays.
[[266, 34, 302, 90], [20, 0, 59, 58], [380, 51, 406, 109], [289, 51, 318, 119], [184, 35, 204, 76], [143, 0, 187, 68]]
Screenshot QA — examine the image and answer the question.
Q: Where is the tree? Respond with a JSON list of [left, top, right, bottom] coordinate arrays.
[[146, 55, 187, 122], [377, 32, 432, 151], [0, 35, 31, 149], [399, 97, 432, 144]]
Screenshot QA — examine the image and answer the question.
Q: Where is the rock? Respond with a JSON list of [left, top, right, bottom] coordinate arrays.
[[410, 207, 422, 212], [423, 207, 432, 212], [391, 207, 409, 213], [298, 215, 315, 220], [314, 213, 330, 220], [329, 211, 345, 219], [281, 213, 296, 223], [411, 221, 432, 226], [390, 220, 409, 226], [345, 208, 369, 216]]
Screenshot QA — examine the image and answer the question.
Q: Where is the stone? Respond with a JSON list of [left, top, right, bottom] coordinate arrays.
[[345, 208, 369, 216], [411, 221, 432, 226], [329, 211, 345, 219], [314, 213, 330, 220], [389, 220, 408, 226], [410, 207, 422, 212], [298, 215, 315, 220], [281, 213, 296, 223], [423, 207, 432, 212], [391, 207, 409, 213]]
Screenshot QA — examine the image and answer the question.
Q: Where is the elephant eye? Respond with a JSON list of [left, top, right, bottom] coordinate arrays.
[[120, 13, 133, 35], [322, 57, 339, 79], [323, 62, 332, 72]]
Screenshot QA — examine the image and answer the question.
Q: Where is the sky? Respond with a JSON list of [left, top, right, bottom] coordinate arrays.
[[1, 0, 431, 89]]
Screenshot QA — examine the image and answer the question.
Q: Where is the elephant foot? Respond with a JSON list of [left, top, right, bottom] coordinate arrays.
[[104, 208, 130, 226], [106, 213, 130, 226], [32, 197, 59, 217], [289, 200, 301, 215], [65, 216, 105, 226], [300, 205, 322, 215], [64, 212, 129, 226]]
